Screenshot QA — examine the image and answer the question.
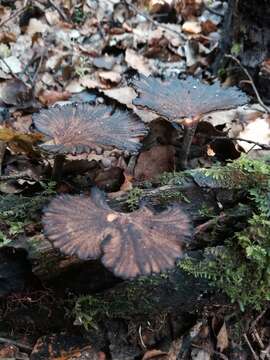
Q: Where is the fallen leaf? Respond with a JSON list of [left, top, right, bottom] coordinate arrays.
[[0, 56, 22, 74], [134, 145, 175, 181], [27, 18, 49, 36], [182, 21, 202, 34], [99, 71, 121, 84], [0, 79, 35, 109], [216, 322, 229, 352], [238, 115, 270, 152], [125, 48, 152, 76], [38, 90, 71, 106]]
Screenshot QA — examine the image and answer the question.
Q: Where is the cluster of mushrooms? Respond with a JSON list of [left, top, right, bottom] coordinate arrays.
[[35, 76, 248, 279]]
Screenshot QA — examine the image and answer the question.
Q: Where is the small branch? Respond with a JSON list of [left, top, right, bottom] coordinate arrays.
[[32, 51, 45, 85], [0, 4, 28, 28], [243, 333, 259, 360], [0, 141, 6, 176], [0, 337, 32, 351], [105, 0, 185, 41], [199, 134, 270, 151], [0, 56, 21, 80], [0, 172, 34, 181], [125, 0, 185, 40], [214, 136, 270, 150], [48, 0, 69, 22], [225, 54, 270, 114]]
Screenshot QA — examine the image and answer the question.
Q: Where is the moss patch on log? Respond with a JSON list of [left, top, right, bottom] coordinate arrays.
[[180, 156, 270, 310]]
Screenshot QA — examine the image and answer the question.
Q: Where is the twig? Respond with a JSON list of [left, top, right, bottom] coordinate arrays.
[[105, 0, 185, 41], [48, 0, 69, 22], [225, 54, 270, 114], [199, 134, 270, 151], [32, 51, 45, 85], [0, 172, 34, 181], [244, 333, 259, 360], [0, 141, 6, 176], [195, 213, 226, 235], [0, 56, 21, 80], [251, 310, 267, 329], [0, 337, 32, 351], [0, 4, 28, 28]]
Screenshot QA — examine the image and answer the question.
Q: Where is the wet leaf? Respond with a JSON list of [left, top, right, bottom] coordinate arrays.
[[33, 103, 148, 155], [134, 144, 175, 181], [43, 187, 191, 279], [0, 79, 35, 109], [0, 127, 43, 155], [132, 76, 249, 121]]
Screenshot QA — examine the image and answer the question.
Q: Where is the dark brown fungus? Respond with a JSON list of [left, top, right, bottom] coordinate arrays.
[[131, 76, 249, 168], [33, 103, 148, 179], [43, 188, 191, 279]]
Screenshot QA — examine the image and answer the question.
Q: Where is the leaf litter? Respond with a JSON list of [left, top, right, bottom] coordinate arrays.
[[0, 0, 269, 359]]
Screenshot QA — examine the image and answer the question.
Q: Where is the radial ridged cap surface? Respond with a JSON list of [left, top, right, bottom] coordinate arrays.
[[33, 103, 148, 154], [43, 188, 191, 279], [132, 76, 249, 121]]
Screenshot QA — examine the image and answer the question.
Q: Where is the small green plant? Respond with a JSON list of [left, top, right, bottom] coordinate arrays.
[[180, 156, 270, 310], [126, 187, 144, 210], [72, 8, 86, 24]]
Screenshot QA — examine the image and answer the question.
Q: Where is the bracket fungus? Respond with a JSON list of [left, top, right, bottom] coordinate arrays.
[[131, 76, 249, 168], [42, 188, 191, 279], [33, 103, 148, 179]]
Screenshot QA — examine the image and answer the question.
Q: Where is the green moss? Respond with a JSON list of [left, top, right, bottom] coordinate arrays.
[[180, 156, 270, 310], [0, 181, 56, 247]]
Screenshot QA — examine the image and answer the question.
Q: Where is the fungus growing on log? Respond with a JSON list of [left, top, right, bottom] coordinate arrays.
[[33, 103, 148, 179], [42, 187, 191, 279], [131, 76, 249, 168]]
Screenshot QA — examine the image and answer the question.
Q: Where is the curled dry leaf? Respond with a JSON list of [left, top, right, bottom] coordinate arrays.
[[125, 48, 152, 76], [0, 79, 35, 109], [43, 188, 191, 279], [38, 89, 71, 106], [33, 103, 148, 155], [132, 76, 249, 121]]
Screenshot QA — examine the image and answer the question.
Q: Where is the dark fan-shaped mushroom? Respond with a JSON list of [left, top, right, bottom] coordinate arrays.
[[33, 103, 148, 179], [42, 187, 191, 279], [131, 76, 249, 168]]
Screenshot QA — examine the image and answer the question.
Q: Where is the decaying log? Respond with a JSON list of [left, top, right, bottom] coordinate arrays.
[[1, 164, 266, 314]]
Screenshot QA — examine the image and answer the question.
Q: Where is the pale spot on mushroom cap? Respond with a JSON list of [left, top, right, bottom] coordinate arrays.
[[107, 213, 119, 222]]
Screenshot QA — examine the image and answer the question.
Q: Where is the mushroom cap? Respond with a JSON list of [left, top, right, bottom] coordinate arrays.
[[132, 76, 249, 121], [33, 103, 148, 155], [43, 188, 191, 279]]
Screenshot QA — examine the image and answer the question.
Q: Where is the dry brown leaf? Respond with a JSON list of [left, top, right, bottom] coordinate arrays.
[[99, 71, 121, 84], [125, 48, 152, 76], [134, 145, 175, 181], [182, 21, 202, 34], [216, 322, 229, 352], [38, 90, 71, 106]]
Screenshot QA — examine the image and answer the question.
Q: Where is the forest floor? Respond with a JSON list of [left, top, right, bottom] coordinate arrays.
[[0, 0, 270, 359]]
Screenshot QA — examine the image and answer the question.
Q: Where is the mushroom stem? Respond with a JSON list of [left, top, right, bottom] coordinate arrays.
[[52, 154, 65, 180], [179, 115, 200, 170]]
